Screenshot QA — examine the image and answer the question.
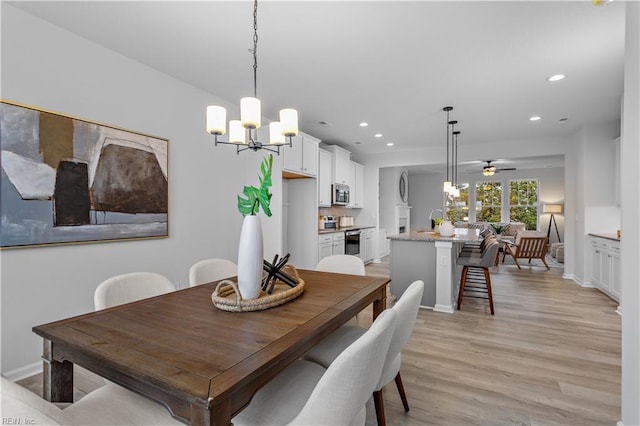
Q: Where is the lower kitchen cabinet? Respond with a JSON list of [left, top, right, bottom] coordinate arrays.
[[590, 237, 620, 302], [318, 232, 345, 264], [361, 228, 375, 264]]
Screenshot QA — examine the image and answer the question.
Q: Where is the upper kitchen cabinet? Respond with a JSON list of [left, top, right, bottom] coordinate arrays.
[[348, 161, 364, 208], [283, 133, 320, 178], [323, 145, 351, 186], [318, 149, 332, 207]]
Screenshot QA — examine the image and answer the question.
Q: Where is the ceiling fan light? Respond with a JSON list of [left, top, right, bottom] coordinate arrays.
[[240, 97, 261, 129], [483, 168, 495, 177]]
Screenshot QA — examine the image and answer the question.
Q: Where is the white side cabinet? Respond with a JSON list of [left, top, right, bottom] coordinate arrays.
[[318, 149, 332, 207], [283, 133, 319, 177], [317, 232, 345, 263], [361, 228, 375, 264], [590, 238, 620, 302]]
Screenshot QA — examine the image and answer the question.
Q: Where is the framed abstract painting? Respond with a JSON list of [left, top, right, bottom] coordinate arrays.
[[0, 101, 169, 248]]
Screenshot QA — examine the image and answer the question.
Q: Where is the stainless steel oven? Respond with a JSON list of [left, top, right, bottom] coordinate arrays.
[[346, 229, 361, 257]]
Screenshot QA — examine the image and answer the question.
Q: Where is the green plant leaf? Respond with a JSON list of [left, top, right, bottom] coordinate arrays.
[[237, 154, 274, 217]]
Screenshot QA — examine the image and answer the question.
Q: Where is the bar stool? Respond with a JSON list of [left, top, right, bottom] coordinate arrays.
[[456, 240, 499, 315]]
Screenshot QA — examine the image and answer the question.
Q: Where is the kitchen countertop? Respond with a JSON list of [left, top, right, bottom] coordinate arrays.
[[318, 225, 375, 235], [388, 228, 480, 242], [589, 233, 621, 242]]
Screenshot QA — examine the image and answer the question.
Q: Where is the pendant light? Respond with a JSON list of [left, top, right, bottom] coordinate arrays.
[[451, 129, 461, 197], [206, 0, 298, 155], [443, 106, 453, 193]]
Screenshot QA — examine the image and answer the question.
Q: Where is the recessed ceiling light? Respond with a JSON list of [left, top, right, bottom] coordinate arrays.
[[359, 122, 368, 127], [530, 116, 541, 121], [386, 142, 394, 147], [546, 74, 565, 82], [374, 133, 383, 138]]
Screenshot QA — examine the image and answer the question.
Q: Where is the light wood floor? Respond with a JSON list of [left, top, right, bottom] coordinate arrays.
[[19, 258, 621, 425]]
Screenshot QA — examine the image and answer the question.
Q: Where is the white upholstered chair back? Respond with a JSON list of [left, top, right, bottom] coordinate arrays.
[[316, 255, 365, 276], [189, 258, 237, 287], [290, 309, 397, 425], [377, 280, 424, 388], [94, 272, 175, 310]]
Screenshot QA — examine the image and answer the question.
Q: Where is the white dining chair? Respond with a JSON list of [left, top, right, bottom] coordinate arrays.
[[188, 258, 237, 286], [316, 254, 367, 325], [94, 272, 175, 310], [0, 376, 183, 425], [316, 254, 365, 276], [232, 309, 398, 426], [303, 280, 424, 426]]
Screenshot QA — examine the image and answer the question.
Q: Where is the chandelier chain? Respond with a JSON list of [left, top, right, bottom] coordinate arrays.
[[252, 0, 258, 98]]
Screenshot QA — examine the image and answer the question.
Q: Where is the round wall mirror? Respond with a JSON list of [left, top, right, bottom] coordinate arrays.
[[399, 171, 408, 203]]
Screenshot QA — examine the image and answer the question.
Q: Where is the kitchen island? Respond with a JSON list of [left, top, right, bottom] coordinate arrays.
[[388, 228, 479, 313]]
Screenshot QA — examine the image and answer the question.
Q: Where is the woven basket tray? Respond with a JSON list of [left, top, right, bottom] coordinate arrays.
[[211, 265, 304, 312]]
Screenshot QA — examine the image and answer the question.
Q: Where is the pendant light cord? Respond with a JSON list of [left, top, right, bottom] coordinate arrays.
[[252, 0, 258, 98]]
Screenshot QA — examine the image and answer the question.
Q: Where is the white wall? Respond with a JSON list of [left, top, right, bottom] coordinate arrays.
[[620, 2, 640, 424], [407, 171, 444, 230], [0, 5, 285, 375]]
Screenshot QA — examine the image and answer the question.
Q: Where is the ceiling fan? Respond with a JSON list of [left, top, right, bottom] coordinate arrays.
[[478, 160, 516, 177]]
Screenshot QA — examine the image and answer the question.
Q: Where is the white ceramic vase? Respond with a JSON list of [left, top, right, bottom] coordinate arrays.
[[439, 220, 455, 237], [237, 215, 263, 300]]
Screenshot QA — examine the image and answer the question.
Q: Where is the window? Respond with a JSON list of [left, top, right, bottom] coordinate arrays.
[[475, 181, 502, 222], [509, 179, 539, 230], [445, 183, 469, 223]]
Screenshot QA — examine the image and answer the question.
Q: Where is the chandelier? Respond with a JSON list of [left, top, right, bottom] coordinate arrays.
[[206, 0, 298, 155]]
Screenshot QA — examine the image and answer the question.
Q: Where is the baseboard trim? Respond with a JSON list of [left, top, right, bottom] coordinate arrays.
[[4, 361, 42, 382], [433, 304, 454, 314], [616, 305, 622, 316], [418, 305, 434, 311]]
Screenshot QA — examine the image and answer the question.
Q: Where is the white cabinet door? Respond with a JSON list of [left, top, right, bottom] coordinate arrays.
[[610, 247, 621, 300], [302, 136, 319, 176], [283, 134, 319, 177], [283, 134, 303, 173], [318, 150, 332, 207], [363, 229, 374, 263], [347, 162, 357, 208], [349, 161, 364, 209], [332, 239, 345, 255], [591, 242, 605, 290], [318, 242, 333, 262], [333, 147, 351, 185]]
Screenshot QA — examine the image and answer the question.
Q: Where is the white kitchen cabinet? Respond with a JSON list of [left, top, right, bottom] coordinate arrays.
[[348, 161, 364, 208], [590, 238, 620, 302], [317, 232, 345, 263], [332, 232, 345, 256], [324, 145, 351, 186], [283, 133, 319, 177], [318, 149, 332, 207], [361, 228, 375, 264], [318, 234, 333, 262]]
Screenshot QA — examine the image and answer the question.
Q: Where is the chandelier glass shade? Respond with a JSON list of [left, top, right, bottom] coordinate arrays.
[[206, 0, 298, 154]]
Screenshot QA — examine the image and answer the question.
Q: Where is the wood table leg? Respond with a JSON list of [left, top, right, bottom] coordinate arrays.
[[372, 286, 387, 319], [42, 339, 73, 402]]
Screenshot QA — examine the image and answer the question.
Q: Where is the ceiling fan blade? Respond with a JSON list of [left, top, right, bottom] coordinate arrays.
[[498, 167, 517, 171]]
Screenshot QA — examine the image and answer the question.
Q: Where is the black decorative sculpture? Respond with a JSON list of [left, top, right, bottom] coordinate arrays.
[[262, 253, 298, 294]]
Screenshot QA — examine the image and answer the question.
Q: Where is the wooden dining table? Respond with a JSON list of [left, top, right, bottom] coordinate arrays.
[[32, 269, 389, 426]]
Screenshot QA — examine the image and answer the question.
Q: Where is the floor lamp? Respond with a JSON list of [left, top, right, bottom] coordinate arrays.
[[543, 204, 562, 243]]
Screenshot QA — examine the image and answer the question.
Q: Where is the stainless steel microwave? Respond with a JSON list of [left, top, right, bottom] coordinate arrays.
[[332, 184, 350, 205]]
